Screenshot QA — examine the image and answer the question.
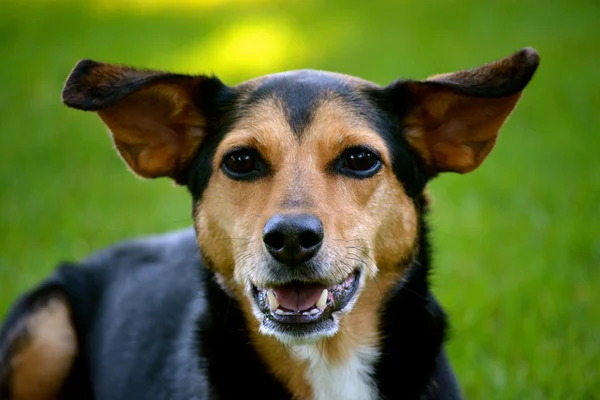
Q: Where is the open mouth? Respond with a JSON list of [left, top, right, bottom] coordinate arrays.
[[252, 270, 360, 335]]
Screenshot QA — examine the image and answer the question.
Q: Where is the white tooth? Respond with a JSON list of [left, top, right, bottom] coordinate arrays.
[[309, 308, 320, 315], [316, 289, 328, 310], [267, 289, 279, 312], [275, 309, 285, 315]]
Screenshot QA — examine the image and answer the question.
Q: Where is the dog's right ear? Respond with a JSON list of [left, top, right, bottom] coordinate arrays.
[[385, 47, 539, 175], [62, 60, 227, 182]]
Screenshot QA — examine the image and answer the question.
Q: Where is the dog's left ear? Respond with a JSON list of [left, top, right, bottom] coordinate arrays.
[[62, 60, 227, 182], [387, 47, 540, 174]]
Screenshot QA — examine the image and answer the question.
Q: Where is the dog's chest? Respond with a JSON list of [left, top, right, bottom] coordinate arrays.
[[290, 343, 379, 400]]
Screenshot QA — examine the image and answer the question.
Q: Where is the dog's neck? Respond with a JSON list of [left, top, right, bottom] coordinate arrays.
[[285, 341, 379, 400], [196, 211, 448, 399]]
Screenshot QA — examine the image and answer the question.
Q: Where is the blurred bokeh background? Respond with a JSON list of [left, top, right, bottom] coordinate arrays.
[[1, 0, 598, 397]]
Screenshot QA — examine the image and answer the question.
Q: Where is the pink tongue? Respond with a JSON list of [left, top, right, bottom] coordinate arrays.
[[272, 284, 325, 311]]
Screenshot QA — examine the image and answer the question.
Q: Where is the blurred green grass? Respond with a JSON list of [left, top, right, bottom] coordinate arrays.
[[1, 0, 598, 397]]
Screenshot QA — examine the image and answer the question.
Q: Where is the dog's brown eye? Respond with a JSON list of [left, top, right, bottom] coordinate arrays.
[[222, 149, 266, 180], [345, 151, 377, 171], [339, 148, 382, 178], [226, 152, 255, 173]]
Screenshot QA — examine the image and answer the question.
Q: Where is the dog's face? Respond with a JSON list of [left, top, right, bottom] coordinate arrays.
[[62, 49, 538, 343], [195, 72, 421, 342]]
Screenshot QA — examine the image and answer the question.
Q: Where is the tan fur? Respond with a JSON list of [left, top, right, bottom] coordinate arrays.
[[9, 295, 77, 400], [195, 96, 417, 398]]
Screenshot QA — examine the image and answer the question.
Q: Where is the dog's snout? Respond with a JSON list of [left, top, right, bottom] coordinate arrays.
[[263, 213, 324, 266]]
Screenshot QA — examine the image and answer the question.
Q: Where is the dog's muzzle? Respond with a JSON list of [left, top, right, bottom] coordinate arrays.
[[251, 269, 361, 340]]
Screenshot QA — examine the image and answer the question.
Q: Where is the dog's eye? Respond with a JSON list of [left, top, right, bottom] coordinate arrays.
[[222, 149, 265, 180], [340, 147, 382, 178]]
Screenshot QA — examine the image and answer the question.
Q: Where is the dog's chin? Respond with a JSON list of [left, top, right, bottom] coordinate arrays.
[[250, 270, 362, 344]]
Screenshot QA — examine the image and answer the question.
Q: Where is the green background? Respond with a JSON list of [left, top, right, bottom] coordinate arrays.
[[1, 0, 598, 398]]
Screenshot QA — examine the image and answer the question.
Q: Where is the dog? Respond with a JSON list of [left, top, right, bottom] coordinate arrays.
[[0, 47, 539, 400]]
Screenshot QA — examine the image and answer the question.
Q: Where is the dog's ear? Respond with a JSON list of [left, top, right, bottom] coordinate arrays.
[[62, 60, 227, 181], [386, 47, 539, 174]]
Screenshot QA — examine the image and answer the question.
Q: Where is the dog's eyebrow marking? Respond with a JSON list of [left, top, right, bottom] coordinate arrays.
[[246, 70, 358, 137]]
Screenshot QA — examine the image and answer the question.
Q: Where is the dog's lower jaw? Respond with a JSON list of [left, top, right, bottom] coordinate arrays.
[[258, 312, 340, 345], [249, 271, 364, 345]]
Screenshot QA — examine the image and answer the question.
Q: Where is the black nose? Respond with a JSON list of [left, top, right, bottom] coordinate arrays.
[[263, 213, 324, 266]]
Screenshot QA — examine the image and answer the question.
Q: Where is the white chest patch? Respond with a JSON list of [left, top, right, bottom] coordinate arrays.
[[290, 343, 379, 400]]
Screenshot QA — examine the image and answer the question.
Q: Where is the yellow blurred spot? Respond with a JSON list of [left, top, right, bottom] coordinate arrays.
[[34, 1, 308, 80], [91, 0, 271, 13], [165, 19, 307, 80]]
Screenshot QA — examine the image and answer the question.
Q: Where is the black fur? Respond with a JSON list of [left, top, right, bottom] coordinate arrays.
[[374, 197, 460, 399], [363, 84, 432, 198], [183, 83, 239, 197], [422, 47, 539, 98], [61, 59, 203, 112], [196, 264, 291, 398]]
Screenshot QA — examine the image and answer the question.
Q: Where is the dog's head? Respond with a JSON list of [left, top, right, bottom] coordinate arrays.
[[62, 49, 538, 344]]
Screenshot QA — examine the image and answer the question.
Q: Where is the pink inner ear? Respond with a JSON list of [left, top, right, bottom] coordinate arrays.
[[97, 84, 206, 179], [117, 140, 182, 178], [405, 91, 521, 174], [430, 139, 495, 173], [100, 109, 184, 179]]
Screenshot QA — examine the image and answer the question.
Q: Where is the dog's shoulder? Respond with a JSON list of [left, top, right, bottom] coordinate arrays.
[[79, 227, 208, 399], [61, 226, 204, 339]]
